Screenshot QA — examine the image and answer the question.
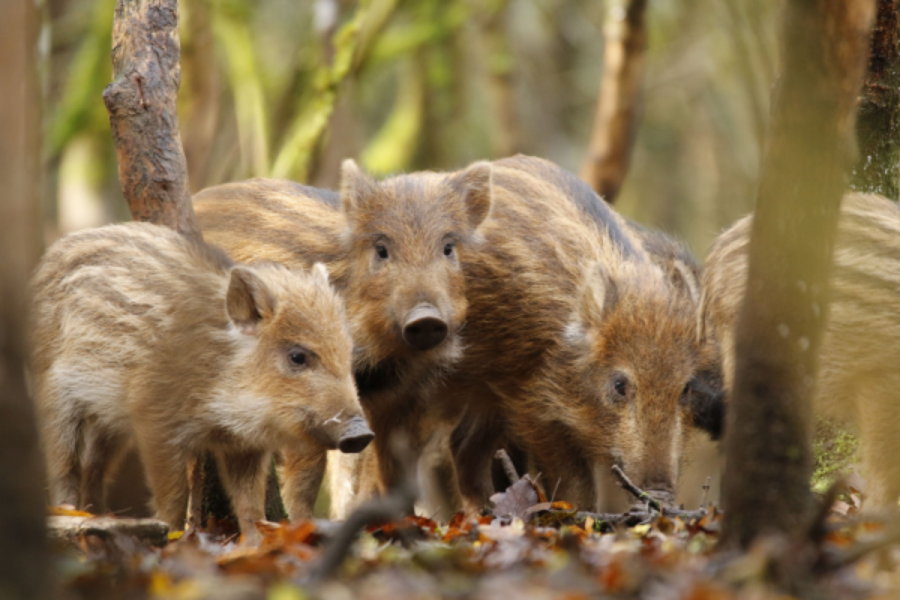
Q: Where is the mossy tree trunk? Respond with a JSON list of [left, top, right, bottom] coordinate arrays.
[[721, 0, 875, 556], [851, 0, 900, 200]]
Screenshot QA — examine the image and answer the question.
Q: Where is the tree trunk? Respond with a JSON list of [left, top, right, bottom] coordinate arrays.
[[851, 0, 900, 200], [102, 0, 202, 241], [0, 0, 52, 597], [579, 0, 647, 204], [721, 0, 875, 552]]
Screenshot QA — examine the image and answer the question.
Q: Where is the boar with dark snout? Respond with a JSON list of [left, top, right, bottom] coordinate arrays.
[[701, 192, 900, 510], [434, 155, 724, 514], [30, 222, 371, 541], [192, 163, 492, 518]]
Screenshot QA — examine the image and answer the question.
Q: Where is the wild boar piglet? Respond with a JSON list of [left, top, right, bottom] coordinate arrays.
[[30, 222, 372, 540], [701, 192, 900, 509]]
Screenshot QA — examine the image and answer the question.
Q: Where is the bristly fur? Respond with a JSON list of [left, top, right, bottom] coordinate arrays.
[[30, 222, 361, 540], [194, 163, 492, 518], [701, 192, 900, 509], [427, 155, 716, 513]]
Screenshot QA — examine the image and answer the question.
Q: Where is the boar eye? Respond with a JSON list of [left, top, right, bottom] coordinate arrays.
[[375, 244, 389, 260], [611, 376, 629, 400], [443, 242, 455, 257], [288, 350, 308, 367]]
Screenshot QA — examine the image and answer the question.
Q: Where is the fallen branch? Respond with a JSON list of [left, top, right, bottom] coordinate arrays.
[[307, 438, 418, 583]]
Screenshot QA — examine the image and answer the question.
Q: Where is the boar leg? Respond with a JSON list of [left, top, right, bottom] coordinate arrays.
[[80, 428, 128, 514], [280, 447, 326, 521], [214, 449, 269, 544], [858, 383, 900, 510], [43, 418, 82, 508], [450, 408, 504, 517], [139, 441, 190, 532]]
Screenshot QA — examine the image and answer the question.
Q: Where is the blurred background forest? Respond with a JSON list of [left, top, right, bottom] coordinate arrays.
[[43, 0, 776, 257]]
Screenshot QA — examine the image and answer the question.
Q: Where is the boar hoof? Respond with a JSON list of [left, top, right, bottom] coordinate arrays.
[[402, 304, 448, 351], [338, 416, 375, 453]]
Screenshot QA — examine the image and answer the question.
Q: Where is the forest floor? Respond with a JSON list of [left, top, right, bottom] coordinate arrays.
[[51, 473, 900, 600]]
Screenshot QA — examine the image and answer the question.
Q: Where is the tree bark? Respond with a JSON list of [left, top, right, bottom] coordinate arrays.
[[721, 0, 875, 551], [851, 0, 900, 200], [0, 0, 52, 597], [102, 0, 202, 240], [579, 0, 647, 204]]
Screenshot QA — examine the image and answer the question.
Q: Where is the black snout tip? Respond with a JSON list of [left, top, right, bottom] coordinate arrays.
[[338, 432, 374, 453], [403, 317, 448, 351], [402, 305, 448, 351], [338, 416, 375, 453]]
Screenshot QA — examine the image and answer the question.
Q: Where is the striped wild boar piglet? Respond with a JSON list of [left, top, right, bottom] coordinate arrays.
[[193, 162, 492, 518], [701, 192, 900, 509], [438, 156, 724, 514], [30, 222, 370, 541]]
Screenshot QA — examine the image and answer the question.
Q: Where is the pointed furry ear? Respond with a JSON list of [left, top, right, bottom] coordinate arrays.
[[226, 267, 277, 335], [340, 159, 378, 215], [448, 162, 493, 230], [580, 262, 618, 323], [668, 259, 701, 306], [311, 262, 331, 288]]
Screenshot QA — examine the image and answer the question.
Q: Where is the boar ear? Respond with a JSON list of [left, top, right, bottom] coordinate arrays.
[[448, 162, 493, 230], [310, 262, 331, 288], [668, 259, 701, 306], [580, 262, 618, 323], [340, 159, 378, 215], [226, 267, 277, 335]]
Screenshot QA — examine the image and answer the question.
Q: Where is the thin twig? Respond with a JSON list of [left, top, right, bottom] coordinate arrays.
[[550, 478, 562, 504], [611, 465, 662, 513], [494, 449, 519, 487]]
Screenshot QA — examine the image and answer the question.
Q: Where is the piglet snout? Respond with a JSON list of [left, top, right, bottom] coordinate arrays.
[[337, 416, 374, 453]]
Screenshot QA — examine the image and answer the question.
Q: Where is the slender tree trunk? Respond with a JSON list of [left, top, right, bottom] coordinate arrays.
[[579, 0, 647, 204], [0, 0, 52, 597], [721, 0, 875, 551], [102, 0, 202, 240], [851, 0, 900, 199]]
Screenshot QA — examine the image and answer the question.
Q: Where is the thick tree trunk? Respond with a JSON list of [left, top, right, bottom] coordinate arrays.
[[721, 0, 875, 551], [102, 0, 202, 240], [851, 0, 900, 199], [0, 0, 52, 597], [579, 0, 647, 204]]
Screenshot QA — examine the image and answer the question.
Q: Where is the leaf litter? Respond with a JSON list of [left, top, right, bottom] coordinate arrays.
[[49, 475, 900, 599]]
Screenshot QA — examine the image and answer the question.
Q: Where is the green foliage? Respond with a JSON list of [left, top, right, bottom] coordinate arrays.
[[810, 419, 860, 495]]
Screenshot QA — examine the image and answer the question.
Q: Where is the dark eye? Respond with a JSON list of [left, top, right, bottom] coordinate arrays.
[[443, 242, 455, 257], [613, 377, 628, 397], [288, 350, 307, 367], [375, 244, 389, 259], [682, 382, 692, 396]]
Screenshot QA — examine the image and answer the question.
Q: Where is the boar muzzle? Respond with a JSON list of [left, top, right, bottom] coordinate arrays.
[[337, 416, 375, 453], [402, 304, 448, 351]]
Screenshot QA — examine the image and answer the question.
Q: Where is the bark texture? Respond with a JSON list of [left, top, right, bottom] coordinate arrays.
[[102, 0, 202, 240], [721, 0, 875, 550], [579, 0, 647, 204], [0, 0, 51, 597], [851, 0, 900, 200]]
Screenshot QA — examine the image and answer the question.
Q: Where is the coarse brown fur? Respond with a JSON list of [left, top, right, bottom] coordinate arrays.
[[193, 162, 492, 518], [435, 156, 717, 513], [30, 222, 363, 541], [701, 192, 900, 509]]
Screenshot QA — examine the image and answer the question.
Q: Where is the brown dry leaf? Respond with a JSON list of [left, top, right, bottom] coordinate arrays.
[[490, 476, 540, 519]]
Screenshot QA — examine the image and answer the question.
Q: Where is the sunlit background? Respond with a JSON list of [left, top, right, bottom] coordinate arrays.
[[43, 0, 776, 259]]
